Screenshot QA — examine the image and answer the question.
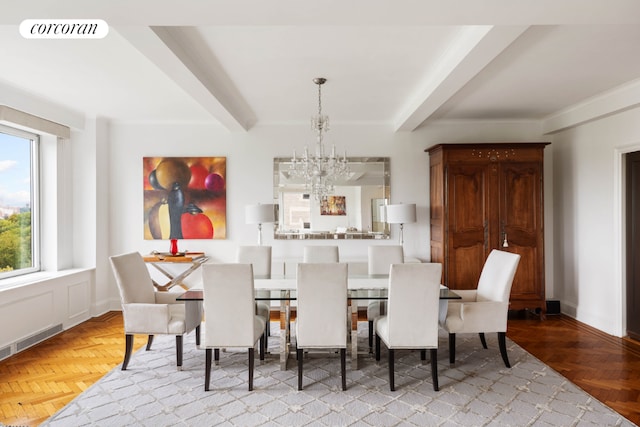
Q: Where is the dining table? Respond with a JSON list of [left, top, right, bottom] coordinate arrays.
[[177, 274, 461, 370]]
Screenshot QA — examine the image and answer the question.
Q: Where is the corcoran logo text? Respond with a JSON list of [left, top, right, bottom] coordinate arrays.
[[20, 19, 109, 39]]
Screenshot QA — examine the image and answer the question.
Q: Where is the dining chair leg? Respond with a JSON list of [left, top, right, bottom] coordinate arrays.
[[448, 333, 456, 364], [259, 334, 265, 361], [375, 335, 381, 361], [297, 348, 304, 390], [368, 320, 374, 351], [205, 348, 212, 391], [146, 335, 154, 351], [479, 332, 488, 349], [122, 334, 133, 370], [176, 335, 183, 369], [430, 348, 439, 391], [388, 349, 395, 391], [248, 348, 255, 391], [498, 332, 511, 368], [214, 348, 220, 362], [420, 349, 427, 361], [340, 348, 347, 391], [260, 317, 271, 352], [195, 325, 201, 346]]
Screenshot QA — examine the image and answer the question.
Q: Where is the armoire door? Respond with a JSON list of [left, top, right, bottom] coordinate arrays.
[[499, 161, 545, 308], [445, 163, 490, 289]]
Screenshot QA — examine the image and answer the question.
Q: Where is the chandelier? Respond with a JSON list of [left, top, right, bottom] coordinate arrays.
[[290, 77, 349, 200]]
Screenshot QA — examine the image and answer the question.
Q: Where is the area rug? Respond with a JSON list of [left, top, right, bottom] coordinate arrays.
[[42, 324, 635, 426]]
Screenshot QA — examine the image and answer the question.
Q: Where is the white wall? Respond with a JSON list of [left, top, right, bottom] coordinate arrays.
[[550, 106, 640, 336], [104, 119, 549, 301], [1, 105, 552, 358], [107, 122, 429, 263]]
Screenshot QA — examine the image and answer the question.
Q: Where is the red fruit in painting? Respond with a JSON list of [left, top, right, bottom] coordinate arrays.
[[188, 164, 209, 190], [181, 212, 214, 239], [181, 203, 214, 239], [204, 173, 225, 192]]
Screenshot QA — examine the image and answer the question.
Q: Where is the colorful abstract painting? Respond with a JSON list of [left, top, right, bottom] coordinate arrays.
[[143, 157, 226, 240], [320, 195, 346, 216]]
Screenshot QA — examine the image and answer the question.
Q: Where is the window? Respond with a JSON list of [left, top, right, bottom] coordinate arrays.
[[0, 124, 40, 278]]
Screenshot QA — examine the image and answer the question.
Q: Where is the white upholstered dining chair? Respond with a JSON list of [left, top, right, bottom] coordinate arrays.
[[236, 245, 272, 349], [202, 263, 266, 391], [296, 263, 349, 390], [302, 245, 340, 263], [440, 249, 521, 367], [375, 262, 442, 391], [109, 252, 202, 371], [367, 245, 404, 351]]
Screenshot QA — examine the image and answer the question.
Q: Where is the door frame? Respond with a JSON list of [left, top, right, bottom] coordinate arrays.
[[615, 143, 640, 337]]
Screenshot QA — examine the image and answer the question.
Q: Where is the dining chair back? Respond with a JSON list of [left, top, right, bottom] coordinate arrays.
[[368, 245, 404, 275], [302, 245, 339, 263], [202, 263, 266, 391], [375, 262, 442, 391], [476, 249, 519, 304], [109, 252, 201, 371], [366, 245, 404, 350], [237, 245, 272, 349], [441, 249, 521, 367], [296, 262, 348, 390], [237, 245, 272, 277]]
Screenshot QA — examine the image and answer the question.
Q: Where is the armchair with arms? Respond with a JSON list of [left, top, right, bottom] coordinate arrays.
[[440, 249, 521, 367], [109, 252, 202, 371]]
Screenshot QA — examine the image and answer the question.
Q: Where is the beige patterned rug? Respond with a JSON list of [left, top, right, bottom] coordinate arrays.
[[42, 324, 635, 426]]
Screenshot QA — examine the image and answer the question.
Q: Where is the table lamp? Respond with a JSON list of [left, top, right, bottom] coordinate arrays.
[[386, 203, 416, 246], [245, 203, 275, 245]]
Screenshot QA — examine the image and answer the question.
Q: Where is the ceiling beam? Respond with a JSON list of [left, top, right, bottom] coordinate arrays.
[[393, 25, 530, 132], [115, 25, 256, 131], [542, 78, 640, 134]]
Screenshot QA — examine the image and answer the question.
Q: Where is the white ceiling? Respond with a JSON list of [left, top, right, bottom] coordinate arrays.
[[1, 0, 640, 132]]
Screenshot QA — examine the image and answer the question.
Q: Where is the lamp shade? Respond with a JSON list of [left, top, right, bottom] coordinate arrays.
[[245, 204, 275, 224], [386, 203, 416, 224]]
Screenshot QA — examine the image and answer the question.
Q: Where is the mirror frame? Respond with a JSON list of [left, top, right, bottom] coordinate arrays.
[[273, 156, 390, 240]]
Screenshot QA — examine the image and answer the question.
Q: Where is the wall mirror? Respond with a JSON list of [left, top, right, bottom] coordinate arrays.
[[273, 157, 390, 239]]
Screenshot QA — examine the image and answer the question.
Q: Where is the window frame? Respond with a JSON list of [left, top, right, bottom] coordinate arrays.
[[0, 123, 41, 279]]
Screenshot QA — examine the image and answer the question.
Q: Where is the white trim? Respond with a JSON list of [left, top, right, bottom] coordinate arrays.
[[614, 142, 640, 337], [0, 105, 70, 138]]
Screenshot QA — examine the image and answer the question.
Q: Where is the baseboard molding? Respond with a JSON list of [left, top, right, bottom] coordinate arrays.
[[0, 345, 11, 360], [1, 323, 63, 361]]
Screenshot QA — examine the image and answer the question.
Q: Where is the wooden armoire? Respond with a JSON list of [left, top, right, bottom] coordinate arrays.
[[426, 143, 548, 315]]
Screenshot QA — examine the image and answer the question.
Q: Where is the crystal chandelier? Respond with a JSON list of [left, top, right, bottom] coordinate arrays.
[[291, 77, 349, 200]]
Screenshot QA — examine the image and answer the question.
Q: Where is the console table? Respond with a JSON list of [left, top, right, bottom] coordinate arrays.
[[143, 252, 208, 291]]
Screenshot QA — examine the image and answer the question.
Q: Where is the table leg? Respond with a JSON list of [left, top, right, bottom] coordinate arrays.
[[279, 291, 291, 370], [148, 260, 206, 291], [439, 300, 448, 325], [350, 300, 359, 370]]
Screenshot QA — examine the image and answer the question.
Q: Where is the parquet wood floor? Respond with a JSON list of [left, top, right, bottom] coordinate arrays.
[[1, 311, 639, 426], [507, 311, 640, 425], [0, 312, 146, 426]]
